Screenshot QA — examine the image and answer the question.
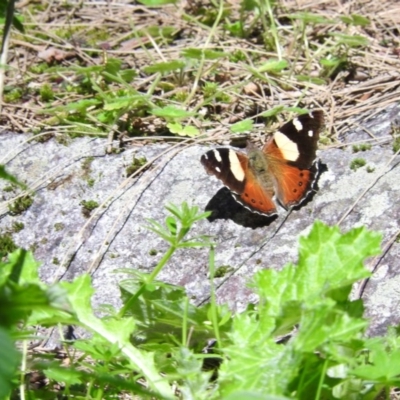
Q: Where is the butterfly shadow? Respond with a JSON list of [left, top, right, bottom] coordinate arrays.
[[204, 187, 278, 229]]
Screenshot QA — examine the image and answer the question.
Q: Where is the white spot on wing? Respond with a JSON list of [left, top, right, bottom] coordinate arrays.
[[274, 131, 300, 161], [215, 167, 221, 173], [293, 118, 303, 132], [213, 149, 222, 163], [308, 130, 313, 137], [228, 150, 245, 181]]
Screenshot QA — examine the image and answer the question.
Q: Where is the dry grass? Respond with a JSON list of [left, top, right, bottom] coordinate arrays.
[[1, 0, 400, 145]]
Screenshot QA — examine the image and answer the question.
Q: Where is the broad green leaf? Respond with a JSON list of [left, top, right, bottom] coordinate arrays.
[[353, 341, 400, 382], [143, 60, 185, 74], [151, 106, 195, 120], [230, 119, 253, 133], [173, 348, 213, 398], [63, 274, 173, 398], [224, 392, 290, 400], [7, 249, 40, 284], [0, 328, 20, 399], [219, 222, 381, 396], [45, 367, 82, 385], [103, 58, 122, 75], [167, 122, 200, 137]]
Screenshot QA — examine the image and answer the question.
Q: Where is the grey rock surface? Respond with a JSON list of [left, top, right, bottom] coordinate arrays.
[[1, 104, 400, 337]]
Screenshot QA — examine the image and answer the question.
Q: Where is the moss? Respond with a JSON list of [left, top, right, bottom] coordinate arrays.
[[350, 158, 366, 171], [12, 222, 24, 233], [3, 88, 23, 103], [149, 249, 158, 256], [319, 137, 331, 146], [52, 257, 60, 265], [393, 136, 400, 154], [54, 222, 65, 232], [80, 199, 99, 217], [82, 156, 94, 172], [40, 83, 55, 102], [126, 156, 147, 177], [229, 50, 246, 62], [8, 195, 34, 216], [30, 242, 38, 253], [3, 185, 15, 193], [29, 62, 49, 74], [366, 166, 375, 173], [214, 265, 233, 278], [352, 143, 372, 153], [81, 157, 96, 187], [0, 232, 18, 257], [33, 132, 54, 143]]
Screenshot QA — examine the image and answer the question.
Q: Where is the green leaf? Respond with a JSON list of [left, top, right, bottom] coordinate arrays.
[[340, 14, 370, 27], [151, 106, 195, 120], [167, 122, 200, 137], [230, 119, 253, 133], [353, 341, 400, 382], [43, 99, 102, 114], [143, 60, 185, 74], [224, 392, 291, 400], [218, 222, 381, 396], [0, 165, 26, 189], [63, 274, 173, 398], [329, 33, 369, 48], [166, 216, 177, 236], [103, 95, 149, 111], [0, 327, 20, 399], [45, 366, 83, 385], [257, 59, 288, 73], [181, 48, 229, 60], [260, 106, 284, 118], [288, 12, 335, 25]]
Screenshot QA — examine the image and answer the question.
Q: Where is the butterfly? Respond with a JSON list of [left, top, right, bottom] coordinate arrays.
[[200, 111, 324, 216]]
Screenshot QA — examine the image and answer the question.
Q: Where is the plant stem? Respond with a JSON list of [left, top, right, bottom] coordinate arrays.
[[118, 245, 177, 318]]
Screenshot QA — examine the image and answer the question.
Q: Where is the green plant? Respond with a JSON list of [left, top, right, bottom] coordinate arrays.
[[7, 200, 400, 399], [8, 194, 34, 215], [353, 143, 372, 153], [350, 158, 366, 171], [80, 199, 99, 217], [126, 155, 147, 177], [393, 136, 400, 153]]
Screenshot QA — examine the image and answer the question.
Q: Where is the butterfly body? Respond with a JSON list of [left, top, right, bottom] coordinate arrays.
[[201, 111, 324, 216]]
